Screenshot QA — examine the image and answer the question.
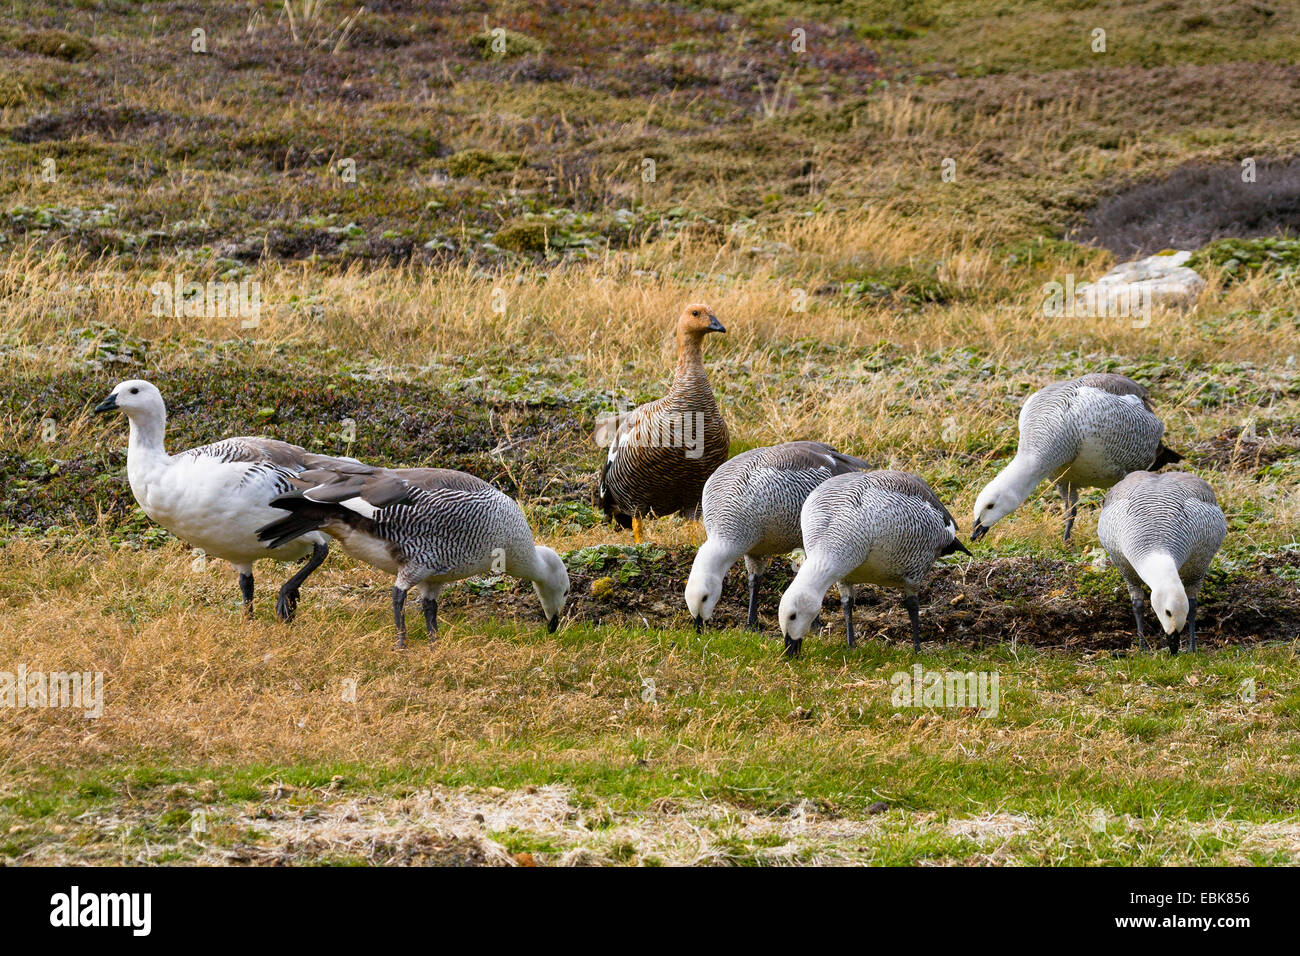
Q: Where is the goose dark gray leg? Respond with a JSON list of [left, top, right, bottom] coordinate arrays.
[[1131, 595, 1148, 652], [903, 594, 921, 652], [239, 572, 254, 619], [746, 571, 763, 631], [1062, 485, 1079, 542], [1186, 598, 1197, 652], [392, 585, 409, 649], [840, 585, 856, 648], [276, 541, 328, 623], [422, 596, 439, 643]]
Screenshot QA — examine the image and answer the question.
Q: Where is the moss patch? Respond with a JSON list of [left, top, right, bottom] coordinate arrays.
[[9, 29, 97, 62], [445, 149, 524, 179], [468, 27, 544, 59]]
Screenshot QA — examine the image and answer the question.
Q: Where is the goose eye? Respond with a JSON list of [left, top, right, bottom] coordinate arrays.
[[129, 387, 139, 394], [985, 503, 993, 509]]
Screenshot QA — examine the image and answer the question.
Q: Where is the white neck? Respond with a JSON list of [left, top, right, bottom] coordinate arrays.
[[991, 453, 1048, 512], [792, 552, 842, 600], [512, 545, 555, 586], [123, 407, 171, 492], [692, 537, 742, 581], [126, 406, 167, 455], [1133, 551, 1183, 597]]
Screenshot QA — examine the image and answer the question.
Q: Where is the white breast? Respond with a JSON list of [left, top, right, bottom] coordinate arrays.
[[130, 454, 313, 564]]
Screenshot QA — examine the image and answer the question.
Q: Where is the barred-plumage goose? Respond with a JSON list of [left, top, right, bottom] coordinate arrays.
[[93, 379, 341, 621], [596, 302, 730, 543], [779, 470, 969, 657], [685, 441, 870, 632], [1097, 471, 1226, 653], [971, 373, 1182, 542], [256, 463, 569, 647]]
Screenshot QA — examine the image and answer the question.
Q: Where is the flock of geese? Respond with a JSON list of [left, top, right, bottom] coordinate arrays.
[[93, 303, 1226, 655]]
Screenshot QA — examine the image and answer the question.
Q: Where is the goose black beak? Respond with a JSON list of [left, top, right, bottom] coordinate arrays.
[[783, 635, 802, 658], [970, 521, 988, 542], [707, 315, 726, 333], [93, 393, 119, 414], [546, 614, 559, 634], [694, 615, 703, 634]]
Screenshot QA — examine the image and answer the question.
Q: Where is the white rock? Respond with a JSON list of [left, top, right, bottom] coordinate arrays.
[[1076, 250, 1205, 313]]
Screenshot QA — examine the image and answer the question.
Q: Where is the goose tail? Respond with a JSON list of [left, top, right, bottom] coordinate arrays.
[[833, 451, 873, 473], [258, 493, 333, 550], [942, 537, 972, 557], [596, 460, 633, 529], [1151, 442, 1184, 470]]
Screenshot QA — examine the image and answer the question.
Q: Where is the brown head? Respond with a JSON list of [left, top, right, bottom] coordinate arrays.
[[675, 303, 725, 346]]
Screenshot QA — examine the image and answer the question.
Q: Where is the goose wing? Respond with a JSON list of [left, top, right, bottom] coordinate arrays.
[[290, 463, 493, 516], [178, 436, 310, 468], [766, 441, 872, 476], [1076, 373, 1154, 411], [862, 470, 959, 528]]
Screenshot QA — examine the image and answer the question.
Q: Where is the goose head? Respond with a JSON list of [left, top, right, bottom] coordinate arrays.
[[677, 302, 725, 339], [778, 586, 822, 658], [1150, 581, 1190, 636], [971, 475, 1017, 541], [531, 546, 570, 633], [684, 567, 723, 633], [95, 379, 165, 420]]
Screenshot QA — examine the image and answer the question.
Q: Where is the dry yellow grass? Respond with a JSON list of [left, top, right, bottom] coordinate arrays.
[[4, 210, 1298, 379]]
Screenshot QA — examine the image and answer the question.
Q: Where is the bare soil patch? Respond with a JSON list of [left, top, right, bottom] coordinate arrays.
[[443, 547, 1300, 653], [1079, 158, 1300, 257]]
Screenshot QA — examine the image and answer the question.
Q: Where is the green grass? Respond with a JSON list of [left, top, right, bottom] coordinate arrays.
[[3, 615, 1299, 864]]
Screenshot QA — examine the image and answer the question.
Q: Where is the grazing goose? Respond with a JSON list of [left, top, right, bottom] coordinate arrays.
[[256, 462, 569, 647], [1097, 471, 1226, 653], [596, 303, 730, 543], [971, 373, 1182, 542], [93, 379, 341, 621], [778, 471, 969, 657], [684, 441, 870, 633]]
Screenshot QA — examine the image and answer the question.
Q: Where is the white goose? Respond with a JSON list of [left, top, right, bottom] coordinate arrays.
[[94, 379, 344, 620], [779, 471, 969, 656], [1097, 471, 1227, 653], [971, 373, 1182, 542], [685, 441, 870, 633]]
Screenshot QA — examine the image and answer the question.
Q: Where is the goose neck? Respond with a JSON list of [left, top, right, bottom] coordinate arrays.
[[999, 454, 1048, 505], [795, 552, 844, 596], [673, 329, 708, 378], [1133, 551, 1182, 594], [125, 408, 169, 468], [694, 537, 742, 579]]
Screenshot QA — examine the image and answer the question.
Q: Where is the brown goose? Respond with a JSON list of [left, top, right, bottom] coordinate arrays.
[[596, 303, 730, 543]]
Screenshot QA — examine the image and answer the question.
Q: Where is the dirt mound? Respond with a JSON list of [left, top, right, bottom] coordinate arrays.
[[1078, 159, 1300, 257], [1192, 421, 1300, 473], [8, 105, 179, 143]]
